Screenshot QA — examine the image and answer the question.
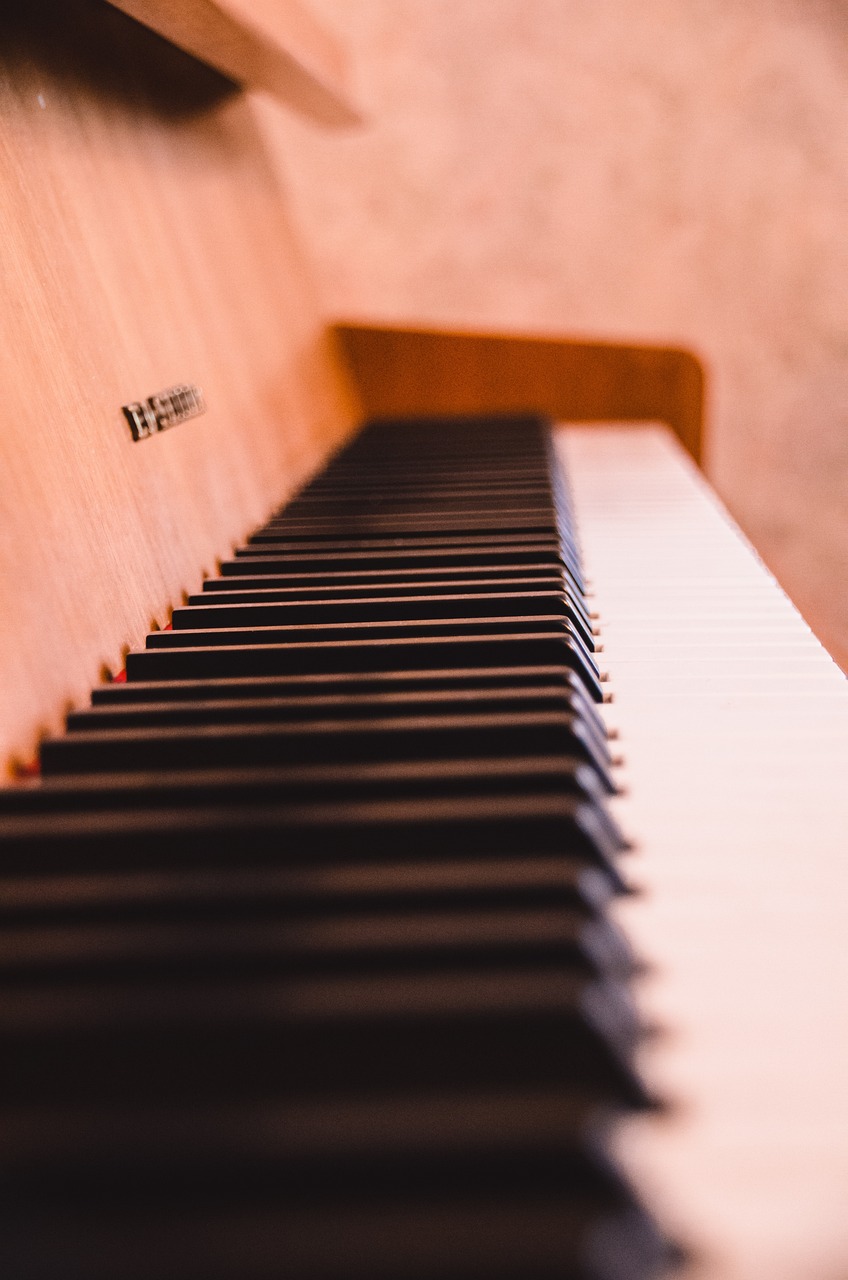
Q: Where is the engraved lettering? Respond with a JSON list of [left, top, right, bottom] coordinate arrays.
[[149, 394, 170, 429], [122, 402, 153, 442], [122, 384, 205, 442]]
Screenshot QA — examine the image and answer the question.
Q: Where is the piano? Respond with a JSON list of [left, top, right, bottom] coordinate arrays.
[[2, 4, 847, 1278]]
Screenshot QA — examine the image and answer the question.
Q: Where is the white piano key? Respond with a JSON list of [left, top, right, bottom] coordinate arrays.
[[557, 425, 848, 1280]]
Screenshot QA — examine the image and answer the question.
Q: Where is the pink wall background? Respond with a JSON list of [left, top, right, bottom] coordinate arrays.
[[263, 0, 848, 669]]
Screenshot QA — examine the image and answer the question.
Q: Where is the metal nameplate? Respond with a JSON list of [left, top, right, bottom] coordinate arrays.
[[122, 384, 205, 442]]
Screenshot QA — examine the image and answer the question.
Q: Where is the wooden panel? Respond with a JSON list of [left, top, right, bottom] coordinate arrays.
[[0, 2, 359, 777], [105, 0, 362, 125], [335, 324, 705, 464]]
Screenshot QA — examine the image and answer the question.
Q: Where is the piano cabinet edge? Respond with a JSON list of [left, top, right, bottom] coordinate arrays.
[[334, 322, 705, 466]]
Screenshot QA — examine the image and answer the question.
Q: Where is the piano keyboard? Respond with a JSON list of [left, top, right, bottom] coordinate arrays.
[[559, 426, 848, 1280], [4, 417, 845, 1279], [0, 416, 669, 1280]]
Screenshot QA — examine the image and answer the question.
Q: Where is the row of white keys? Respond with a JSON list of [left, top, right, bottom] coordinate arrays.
[[556, 425, 848, 1280]]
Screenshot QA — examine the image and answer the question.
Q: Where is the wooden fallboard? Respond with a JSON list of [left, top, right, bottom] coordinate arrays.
[[0, 1, 359, 776]]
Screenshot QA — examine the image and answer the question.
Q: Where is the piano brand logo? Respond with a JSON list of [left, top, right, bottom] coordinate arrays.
[[122, 384, 206, 442]]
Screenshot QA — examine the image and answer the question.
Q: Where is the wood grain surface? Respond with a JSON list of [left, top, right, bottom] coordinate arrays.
[[0, 1, 359, 777]]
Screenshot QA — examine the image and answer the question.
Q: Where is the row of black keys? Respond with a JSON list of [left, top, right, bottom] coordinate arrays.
[[0, 417, 671, 1279]]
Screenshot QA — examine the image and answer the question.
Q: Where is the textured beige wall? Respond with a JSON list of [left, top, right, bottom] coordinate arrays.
[[263, 0, 848, 669]]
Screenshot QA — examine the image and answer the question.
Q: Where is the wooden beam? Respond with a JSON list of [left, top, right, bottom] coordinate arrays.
[[104, 0, 362, 124]]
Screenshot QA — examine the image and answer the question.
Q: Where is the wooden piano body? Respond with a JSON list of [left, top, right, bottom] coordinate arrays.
[[2, 4, 847, 1279], [0, 0, 702, 779]]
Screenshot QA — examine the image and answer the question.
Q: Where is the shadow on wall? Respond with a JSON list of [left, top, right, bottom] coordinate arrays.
[[1, 0, 237, 118]]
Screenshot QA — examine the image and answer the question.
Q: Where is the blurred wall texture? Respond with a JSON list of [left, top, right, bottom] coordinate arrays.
[[265, 0, 848, 669]]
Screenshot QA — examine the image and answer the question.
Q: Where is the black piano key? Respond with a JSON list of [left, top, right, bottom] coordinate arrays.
[[284, 473, 554, 487], [68, 683, 600, 731], [318, 454, 552, 465], [0, 1092, 645, 1280], [362, 453, 552, 468], [0, 967, 646, 1105], [54, 719, 609, 791], [202, 563, 570, 589], [288, 467, 553, 483], [86, 671, 608, 759], [242, 531, 585, 588], [143, 621, 601, 697], [90, 664, 600, 706], [67, 676, 614, 746], [40, 711, 610, 777], [176, 589, 569, 621], [171, 594, 596, 651], [68, 692, 567, 730], [199, 576, 593, 628], [256, 528, 565, 545], [198, 573, 594, 633], [280, 475, 555, 491], [219, 556, 589, 606], [295, 475, 555, 497], [257, 503, 557, 517], [189, 574, 564, 601], [0, 905, 633, 983], [219, 545, 564, 574], [0, 1090, 623, 1200], [123, 633, 605, 701], [0, 1194, 668, 1280], [272, 498, 556, 522], [281, 475, 554, 492], [0, 855, 620, 926], [143, 621, 600, 699], [58, 709, 612, 792], [307, 467, 554, 482], [301, 448, 550, 462], [0, 795, 626, 877], [237, 525, 561, 540], [296, 450, 550, 462], [148, 616, 573, 643]]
